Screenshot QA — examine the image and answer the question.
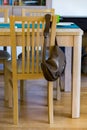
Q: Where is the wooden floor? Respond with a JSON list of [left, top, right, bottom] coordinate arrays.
[[0, 75, 87, 130]]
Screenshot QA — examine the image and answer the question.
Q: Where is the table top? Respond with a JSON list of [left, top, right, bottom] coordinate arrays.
[[0, 22, 83, 38]]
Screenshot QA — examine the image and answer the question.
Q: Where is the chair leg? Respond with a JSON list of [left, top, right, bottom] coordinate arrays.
[[59, 75, 65, 91], [8, 79, 13, 108], [20, 80, 25, 101], [6, 68, 18, 124], [4, 60, 8, 101], [48, 82, 53, 124], [56, 78, 61, 100], [13, 78, 18, 125], [5, 63, 13, 107]]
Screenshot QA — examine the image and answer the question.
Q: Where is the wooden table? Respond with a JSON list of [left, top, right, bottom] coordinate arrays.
[[0, 23, 83, 118]]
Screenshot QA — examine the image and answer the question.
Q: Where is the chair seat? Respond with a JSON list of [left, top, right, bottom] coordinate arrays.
[[0, 50, 10, 60]]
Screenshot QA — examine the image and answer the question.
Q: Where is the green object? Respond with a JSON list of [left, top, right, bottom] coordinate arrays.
[[56, 15, 60, 23]]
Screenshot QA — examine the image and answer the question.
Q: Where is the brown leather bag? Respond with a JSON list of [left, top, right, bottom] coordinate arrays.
[[41, 14, 66, 81]]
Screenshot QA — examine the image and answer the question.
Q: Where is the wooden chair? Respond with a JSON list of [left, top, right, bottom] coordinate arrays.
[[6, 15, 56, 124], [0, 8, 10, 100], [21, 8, 61, 100], [22, 8, 55, 16]]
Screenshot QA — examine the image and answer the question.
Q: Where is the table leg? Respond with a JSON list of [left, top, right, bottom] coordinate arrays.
[[65, 47, 72, 92], [72, 35, 82, 118]]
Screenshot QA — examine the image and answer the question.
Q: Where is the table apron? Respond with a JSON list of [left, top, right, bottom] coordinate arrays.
[[0, 35, 77, 47]]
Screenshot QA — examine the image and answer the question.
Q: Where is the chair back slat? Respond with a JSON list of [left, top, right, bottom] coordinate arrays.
[[22, 22, 25, 73], [36, 21, 40, 72], [26, 22, 30, 73], [10, 15, 56, 78], [31, 21, 35, 73]]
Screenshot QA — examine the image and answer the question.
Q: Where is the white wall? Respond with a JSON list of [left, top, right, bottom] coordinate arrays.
[[52, 0, 87, 17]]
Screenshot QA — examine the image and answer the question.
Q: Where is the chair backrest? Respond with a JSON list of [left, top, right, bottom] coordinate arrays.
[[22, 8, 55, 16], [21, 8, 55, 54], [0, 8, 8, 23], [9, 15, 56, 79]]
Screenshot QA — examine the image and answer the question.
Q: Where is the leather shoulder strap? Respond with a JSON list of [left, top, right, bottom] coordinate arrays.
[[42, 14, 51, 62], [44, 14, 51, 37]]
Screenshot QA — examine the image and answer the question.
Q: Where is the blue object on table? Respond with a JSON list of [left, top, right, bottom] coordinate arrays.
[[0, 23, 79, 29], [56, 23, 79, 29], [0, 23, 10, 28], [0, 23, 41, 28]]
